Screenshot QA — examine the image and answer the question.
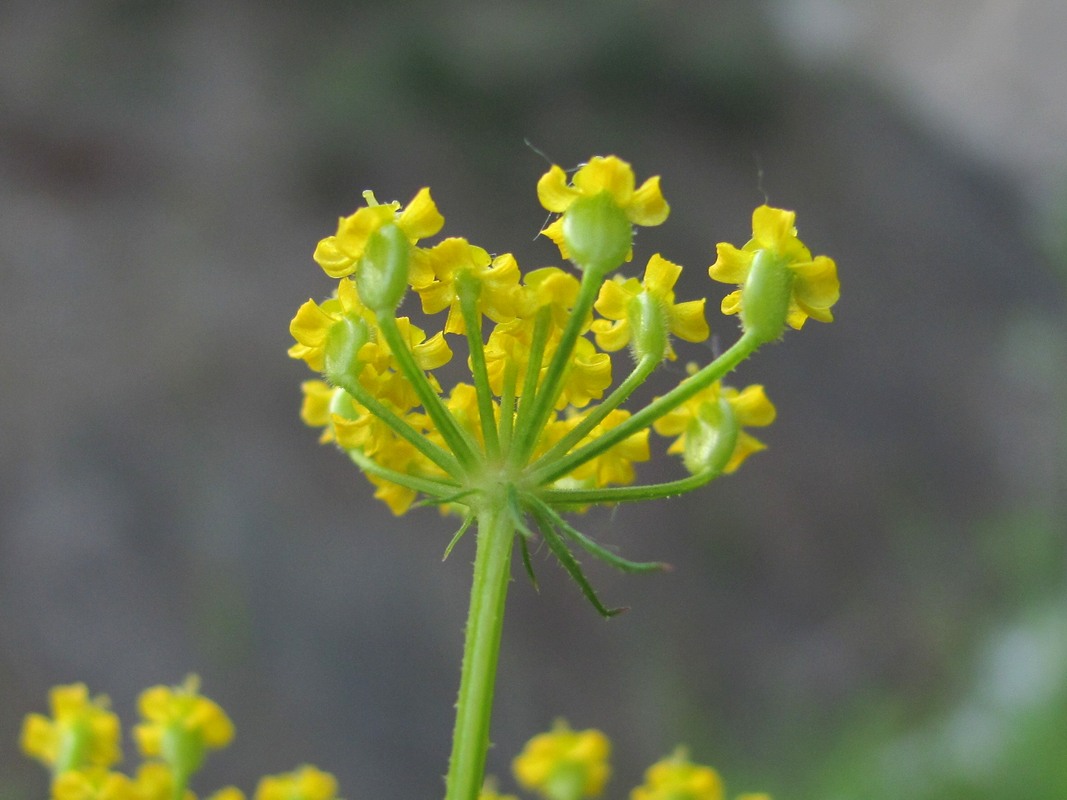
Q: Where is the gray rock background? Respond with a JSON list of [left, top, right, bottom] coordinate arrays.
[[2, 2, 1065, 798]]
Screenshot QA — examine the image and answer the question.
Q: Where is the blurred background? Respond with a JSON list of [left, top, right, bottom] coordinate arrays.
[[2, 1, 1065, 798]]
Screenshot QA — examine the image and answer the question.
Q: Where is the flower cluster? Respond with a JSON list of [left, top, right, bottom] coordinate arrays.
[[289, 154, 839, 616], [20, 679, 341, 800], [480, 721, 768, 800]]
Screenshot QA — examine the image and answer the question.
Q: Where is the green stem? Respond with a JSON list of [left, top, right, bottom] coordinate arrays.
[[507, 306, 553, 468], [332, 372, 464, 478], [497, 360, 519, 452], [445, 500, 515, 800], [530, 354, 657, 472], [512, 271, 601, 465], [376, 314, 481, 469], [458, 278, 501, 460], [346, 449, 461, 498], [530, 331, 760, 486], [538, 467, 721, 505]]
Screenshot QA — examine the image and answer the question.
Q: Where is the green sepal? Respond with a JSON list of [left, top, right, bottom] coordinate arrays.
[[627, 291, 669, 363], [562, 192, 632, 276], [323, 315, 371, 387], [682, 396, 739, 475], [740, 248, 792, 344], [161, 722, 205, 785], [357, 222, 410, 313], [543, 763, 587, 800], [54, 718, 92, 775]]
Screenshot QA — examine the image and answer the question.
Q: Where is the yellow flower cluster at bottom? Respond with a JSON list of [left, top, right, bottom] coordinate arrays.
[[20, 681, 343, 800], [492, 723, 769, 800]]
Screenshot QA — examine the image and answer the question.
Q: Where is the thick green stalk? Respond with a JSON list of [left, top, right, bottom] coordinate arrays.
[[445, 500, 515, 800]]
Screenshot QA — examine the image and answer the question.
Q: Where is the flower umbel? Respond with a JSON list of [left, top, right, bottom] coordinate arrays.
[[21, 683, 336, 800], [287, 156, 839, 800]]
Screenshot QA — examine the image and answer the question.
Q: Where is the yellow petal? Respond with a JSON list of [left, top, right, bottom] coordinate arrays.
[[573, 156, 635, 206], [313, 236, 355, 278], [289, 299, 336, 347], [416, 279, 455, 316], [334, 205, 393, 257], [720, 289, 742, 316], [413, 331, 453, 370], [408, 247, 435, 289], [708, 243, 752, 284], [669, 299, 710, 343], [724, 430, 766, 473], [593, 276, 638, 320], [397, 187, 444, 240], [791, 255, 840, 312], [627, 175, 669, 226], [642, 253, 681, 295], [750, 205, 796, 252], [540, 217, 569, 259], [728, 384, 776, 427], [590, 318, 631, 352], [299, 381, 334, 427], [536, 165, 578, 212]]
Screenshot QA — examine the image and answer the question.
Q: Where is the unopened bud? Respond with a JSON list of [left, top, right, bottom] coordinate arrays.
[[739, 249, 792, 344], [561, 192, 632, 275], [356, 222, 410, 313]]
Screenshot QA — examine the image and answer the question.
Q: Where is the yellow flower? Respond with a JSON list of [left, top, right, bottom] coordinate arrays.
[[592, 254, 709, 359], [52, 769, 134, 800], [253, 765, 340, 800], [538, 157, 669, 266], [411, 238, 523, 334], [313, 188, 443, 279], [537, 156, 669, 227], [708, 205, 839, 331], [630, 749, 723, 800], [20, 683, 121, 774], [513, 720, 611, 799], [652, 378, 775, 474], [133, 676, 234, 772], [288, 278, 370, 371]]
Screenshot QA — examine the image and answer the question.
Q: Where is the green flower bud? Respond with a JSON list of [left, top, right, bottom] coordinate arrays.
[[739, 248, 793, 344], [561, 192, 632, 275], [323, 315, 371, 387], [627, 291, 669, 363], [543, 763, 587, 800], [161, 721, 207, 782], [53, 717, 92, 775], [682, 396, 739, 475], [356, 222, 410, 313]]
